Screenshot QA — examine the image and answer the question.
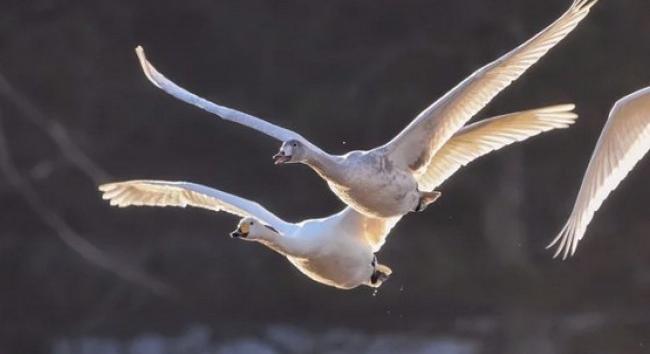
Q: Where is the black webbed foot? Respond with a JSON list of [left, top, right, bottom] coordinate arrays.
[[370, 259, 392, 287], [414, 190, 441, 212], [370, 270, 390, 285]]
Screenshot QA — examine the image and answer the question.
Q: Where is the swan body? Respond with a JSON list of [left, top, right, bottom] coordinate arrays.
[[100, 180, 397, 289], [134, 0, 597, 218], [548, 86, 650, 259], [318, 150, 421, 218], [100, 104, 577, 289], [282, 212, 383, 289]]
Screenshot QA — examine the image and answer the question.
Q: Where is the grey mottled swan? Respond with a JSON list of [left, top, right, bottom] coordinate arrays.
[[136, 0, 597, 218]]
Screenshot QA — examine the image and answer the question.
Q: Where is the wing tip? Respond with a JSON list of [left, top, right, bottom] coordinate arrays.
[[572, 0, 599, 12], [134, 45, 162, 88], [134, 45, 144, 57], [535, 103, 576, 114], [533, 103, 578, 127], [546, 221, 580, 260], [98, 182, 119, 193]]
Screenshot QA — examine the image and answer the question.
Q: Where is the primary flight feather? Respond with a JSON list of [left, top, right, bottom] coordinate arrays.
[[548, 86, 650, 259]]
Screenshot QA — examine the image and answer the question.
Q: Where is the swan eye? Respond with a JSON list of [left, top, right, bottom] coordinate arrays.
[[250, 221, 255, 225], [292, 143, 297, 147]]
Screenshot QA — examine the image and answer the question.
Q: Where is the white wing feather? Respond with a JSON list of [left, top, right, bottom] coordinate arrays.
[[385, 0, 597, 172], [99, 180, 295, 235], [135, 46, 314, 147], [548, 87, 650, 259], [337, 208, 402, 252], [418, 104, 577, 191]]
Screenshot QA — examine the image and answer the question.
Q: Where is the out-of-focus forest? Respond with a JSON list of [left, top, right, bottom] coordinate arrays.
[[1, 0, 649, 353]]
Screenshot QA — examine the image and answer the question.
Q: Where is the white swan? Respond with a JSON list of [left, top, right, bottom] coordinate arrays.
[[134, 0, 596, 218], [548, 86, 650, 259], [100, 181, 398, 290], [100, 105, 576, 289]]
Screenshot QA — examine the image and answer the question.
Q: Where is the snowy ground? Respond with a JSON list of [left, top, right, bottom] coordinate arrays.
[[52, 324, 478, 354]]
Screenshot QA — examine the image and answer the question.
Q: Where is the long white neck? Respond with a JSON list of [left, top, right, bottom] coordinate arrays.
[[304, 149, 346, 184], [255, 231, 310, 258]]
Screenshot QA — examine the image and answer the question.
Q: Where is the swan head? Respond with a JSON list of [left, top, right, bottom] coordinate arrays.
[[273, 140, 306, 165], [230, 217, 279, 241]]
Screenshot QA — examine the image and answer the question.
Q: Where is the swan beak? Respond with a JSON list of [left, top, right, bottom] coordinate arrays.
[[272, 153, 291, 165], [229, 228, 247, 238]]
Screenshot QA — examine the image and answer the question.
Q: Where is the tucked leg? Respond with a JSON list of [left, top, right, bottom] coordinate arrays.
[[370, 263, 392, 287], [414, 190, 441, 212]]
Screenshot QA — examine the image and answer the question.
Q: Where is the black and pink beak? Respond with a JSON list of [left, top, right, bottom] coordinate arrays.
[[229, 228, 248, 238], [272, 152, 291, 165]]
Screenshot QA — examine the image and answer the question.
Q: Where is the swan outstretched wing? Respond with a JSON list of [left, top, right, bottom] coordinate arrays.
[[136, 46, 314, 147], [99, 180, 295, 235], [384, 0, 597, 172], [548, 87, 650, 259], [418, 104, 577, 191]]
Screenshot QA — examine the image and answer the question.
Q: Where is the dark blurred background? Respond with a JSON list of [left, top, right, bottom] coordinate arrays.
[[1, 0, 649, 353]]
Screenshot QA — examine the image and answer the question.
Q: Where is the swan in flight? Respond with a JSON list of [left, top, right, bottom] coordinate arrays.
[[134, 0, 596, 218], [100, 105, 576, 289], [100, 180, 398, 290], [548, 86, 650, 259]]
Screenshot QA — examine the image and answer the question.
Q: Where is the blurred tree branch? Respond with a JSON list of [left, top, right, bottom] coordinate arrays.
[[0, 72, 109, 184], [0, 113, 176, 298]]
